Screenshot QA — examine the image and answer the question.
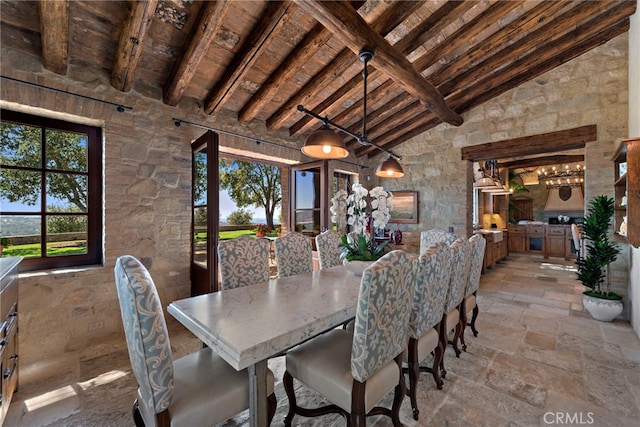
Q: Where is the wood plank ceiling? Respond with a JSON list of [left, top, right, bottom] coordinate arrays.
[[1, 0, 636, 159]]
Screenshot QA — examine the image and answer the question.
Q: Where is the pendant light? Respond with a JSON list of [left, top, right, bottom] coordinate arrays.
[[298, 49, 404, 177], [301, 122, 349, 159]]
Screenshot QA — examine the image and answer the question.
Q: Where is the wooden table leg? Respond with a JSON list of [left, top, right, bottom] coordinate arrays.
[[248, 360, 268, 427]]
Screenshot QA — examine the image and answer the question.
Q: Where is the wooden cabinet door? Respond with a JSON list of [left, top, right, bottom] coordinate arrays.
[[508, 233, 527, 253], [512, 199, 533, 221]]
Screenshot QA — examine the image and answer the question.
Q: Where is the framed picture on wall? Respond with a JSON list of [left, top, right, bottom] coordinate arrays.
[[389, 191, 418, 223]]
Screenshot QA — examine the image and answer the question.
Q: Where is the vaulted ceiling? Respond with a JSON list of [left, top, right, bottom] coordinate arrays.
[[1, 0, 636, 159]]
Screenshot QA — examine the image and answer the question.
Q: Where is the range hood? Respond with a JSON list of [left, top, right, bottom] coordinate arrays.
[[544, 187, 585, 211]]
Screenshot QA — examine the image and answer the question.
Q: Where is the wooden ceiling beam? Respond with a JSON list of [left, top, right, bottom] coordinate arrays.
[[294, 0, 462, 126], [356, 0, 632, 157], [266, 0, 423, 131], [437, 0, 612, 98], [288, 0, 471, 137], [501, 155, 585, 170], [110, 0, 158, 92], [38, 0, 69, 75], [460, 126, 597, 161], [238, 1, 366, 124], [346, 1, 522, 149], [163, 0, 230, 106], [204, 1, 296, 115]]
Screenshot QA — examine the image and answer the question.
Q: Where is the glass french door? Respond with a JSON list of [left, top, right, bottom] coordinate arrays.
[[191, 130, 219, 295], [290, 161, 329, 242]]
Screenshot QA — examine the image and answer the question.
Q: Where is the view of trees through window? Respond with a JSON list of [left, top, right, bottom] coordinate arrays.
[[0, 110, 102, 270]]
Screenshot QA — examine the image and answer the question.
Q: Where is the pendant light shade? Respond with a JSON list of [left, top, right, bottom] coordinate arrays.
[[375, 156, 404, 178], [301, 125, 349, 159], [475, 177, 496, 188]]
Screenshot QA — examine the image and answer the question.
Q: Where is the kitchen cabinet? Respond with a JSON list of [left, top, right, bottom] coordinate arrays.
[[475, 230, 507, 272], [508, 224, 573, 259], [0, 257, 21, 426], [545, 225, 568, 259], [507, 225, 527, 253], [612, 137, 639, 247]]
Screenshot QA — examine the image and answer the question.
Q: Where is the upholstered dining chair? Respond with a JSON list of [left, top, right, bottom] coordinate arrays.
[[274, 232, 313, 278], [218, 235, 270, 290], [315, 230, 343, 269], [419, 228, 457, 254], [404, 242, 452, 420], [439, 238, 471, 379], [571, 223, 584, 260], [114, 255, 276, 427], [458, 234, 486, 352], [283, 250, 418, 427]]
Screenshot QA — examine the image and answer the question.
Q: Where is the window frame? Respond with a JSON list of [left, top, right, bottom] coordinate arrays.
[[0, 109, 103, 271]]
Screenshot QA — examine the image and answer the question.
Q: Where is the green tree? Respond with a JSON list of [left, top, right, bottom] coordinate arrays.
[[226, 208, 253, 225], [219, 160, 281, 229], [47, 206, 87, 233], [1, 123, 88, 211]]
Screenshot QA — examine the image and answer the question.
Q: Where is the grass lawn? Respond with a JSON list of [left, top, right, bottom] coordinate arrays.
[[1, 230, 264, 258]]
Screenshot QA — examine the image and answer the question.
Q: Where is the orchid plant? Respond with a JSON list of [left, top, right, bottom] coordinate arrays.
[[330, 183, 394, 261]]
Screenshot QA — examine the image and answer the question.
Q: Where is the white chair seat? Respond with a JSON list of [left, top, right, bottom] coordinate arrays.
[[403, 327, 439, 365], [286, 328, 400, 413], [446, 308, 460, 333], [465, 294, 476, 315]]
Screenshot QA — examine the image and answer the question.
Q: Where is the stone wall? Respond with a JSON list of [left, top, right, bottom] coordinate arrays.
[[0, 46, 312, 366], [0, 30, 633, 369], [376, 34, 631, 315]]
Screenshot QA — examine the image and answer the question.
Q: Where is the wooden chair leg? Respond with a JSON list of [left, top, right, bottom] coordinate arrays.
[[391, 357, 405, 427], [432, 335, 444, 390], [283, 371, 296, 427], [439, 314, 447, 378], [459, 300, 468, 352], [132, 399, 145, 427], [406, 338, 420, 420], [267, 392, 277, 426], [470, 303, 480, 337], [452, 321, 462, 358]]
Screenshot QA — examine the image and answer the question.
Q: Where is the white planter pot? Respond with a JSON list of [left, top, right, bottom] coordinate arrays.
[[582, 294, 623, 322], [343, 259, 374, 276]]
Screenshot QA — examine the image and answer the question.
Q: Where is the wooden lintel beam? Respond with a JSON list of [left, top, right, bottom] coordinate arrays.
[[163, 0, 230, 106], [501, 155, 585, 170], [294, 0, 462, 126], [39, 0, 69, 75], [204, 1, 296, 115], [110, 0, 158, 92], [460, 126, 597, 161]]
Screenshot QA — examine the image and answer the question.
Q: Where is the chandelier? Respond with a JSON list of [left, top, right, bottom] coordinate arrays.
[[539, 164, 584, 189], [298, 49, 404, 178]]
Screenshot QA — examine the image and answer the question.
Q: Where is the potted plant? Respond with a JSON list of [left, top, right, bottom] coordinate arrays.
[[253, 224, 270, 238], [332, 184, 394, 275], [576, 195, 622, 321]]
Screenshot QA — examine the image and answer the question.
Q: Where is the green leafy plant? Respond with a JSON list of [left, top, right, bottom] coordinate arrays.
[[576, 195, 621, 299], [253, 224, 270, 234], [0, 237, 12, 247], [339, 232, 388, 262]]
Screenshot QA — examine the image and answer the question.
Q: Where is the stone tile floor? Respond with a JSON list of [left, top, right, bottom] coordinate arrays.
[[5, 254, 640, 426]]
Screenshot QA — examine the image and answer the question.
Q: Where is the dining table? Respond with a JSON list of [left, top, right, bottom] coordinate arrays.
[[167, 265, 362, 427]]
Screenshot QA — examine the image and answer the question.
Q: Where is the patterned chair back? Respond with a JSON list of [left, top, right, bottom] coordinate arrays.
[[419, 228, 457, 254], [315, 230, 343, 269], [274, 232, 313, 278], [218, 235, 270, 289], [114, 255, 174, 417], [350, 250, 418, 383], [445, 238, 471, 313], [409, 242, 452, 339], [466, 234, 486, 297]]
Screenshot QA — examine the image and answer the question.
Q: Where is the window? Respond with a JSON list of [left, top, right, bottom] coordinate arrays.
[[0, 109, 103, 271]]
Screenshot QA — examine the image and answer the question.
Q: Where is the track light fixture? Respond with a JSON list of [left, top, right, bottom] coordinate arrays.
[[298, 50, 404, 178]]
